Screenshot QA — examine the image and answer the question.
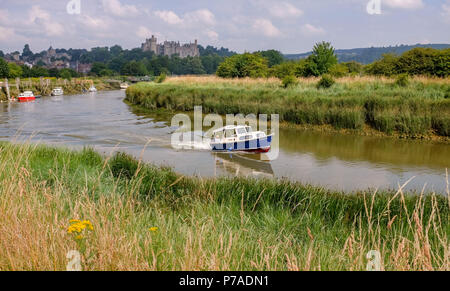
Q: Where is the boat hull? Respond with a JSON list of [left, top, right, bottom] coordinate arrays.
[[18, 97, 36, 102], [211, 135, 273, 153]]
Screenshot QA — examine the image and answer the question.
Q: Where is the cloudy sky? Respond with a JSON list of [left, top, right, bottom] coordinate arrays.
[[0, 0, 449, 54]]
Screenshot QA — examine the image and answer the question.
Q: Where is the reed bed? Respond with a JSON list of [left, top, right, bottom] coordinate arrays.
[[0, 142, 448, 271], [126, 76, 450, 138]]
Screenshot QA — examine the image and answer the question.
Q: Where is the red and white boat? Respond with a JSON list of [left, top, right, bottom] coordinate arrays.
[[18, 91, 36, 102]]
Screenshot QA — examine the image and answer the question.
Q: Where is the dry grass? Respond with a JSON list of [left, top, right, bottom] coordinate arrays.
[[0, 143, 448, 271], [166, 75, 450, 86]]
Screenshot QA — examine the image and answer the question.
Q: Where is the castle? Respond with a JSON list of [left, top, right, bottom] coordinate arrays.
[[141, 36, 200, 58]]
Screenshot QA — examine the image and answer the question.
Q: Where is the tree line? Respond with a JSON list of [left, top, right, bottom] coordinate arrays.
[[217, 43, 450, 80]]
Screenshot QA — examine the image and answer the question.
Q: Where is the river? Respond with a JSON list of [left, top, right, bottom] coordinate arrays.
[[0, 90, 448, 193]]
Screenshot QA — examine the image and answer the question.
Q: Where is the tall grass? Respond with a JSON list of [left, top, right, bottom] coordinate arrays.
[[0, 142, 448, 270], [126, 76, 450, 137]]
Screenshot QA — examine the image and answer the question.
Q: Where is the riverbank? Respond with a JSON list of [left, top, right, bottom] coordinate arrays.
[[125, 76, 450, 140], [0, 77, 121, 101], [0, 142, 448, 270]]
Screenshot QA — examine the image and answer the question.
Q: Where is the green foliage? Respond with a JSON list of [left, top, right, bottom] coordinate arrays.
[[317, 74, 335, 89], [0, 58, 9, 78], [216, 53, 268, 78], [342, 61, 363, 75], [257, 50, 284, 67], [59, 70, 72, 80], [395, 74, 409, 87], [269, 62, 297, 79], [310, 42, 338, 76], [126, 79, 450, 137], [22, 44, 33, 58], [155, 73, 167, 83], [281, 75, 298, 88], [8, 63, 23, 78], [328, 64, 349, 78], [121, 60, 148, 76], [366, 48, 450, 77]]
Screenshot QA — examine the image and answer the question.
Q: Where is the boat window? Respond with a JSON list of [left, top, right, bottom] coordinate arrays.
[[214, 131, 224, 139], [246, 126, 252, 133], [237, 128, 247, 135], [225, 129, 236, 138]]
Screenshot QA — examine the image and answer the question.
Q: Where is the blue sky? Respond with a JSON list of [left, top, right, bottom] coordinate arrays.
[[0, 0, 449, 54]]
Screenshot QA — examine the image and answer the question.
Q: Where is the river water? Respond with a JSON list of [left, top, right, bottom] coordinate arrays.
[[0, 90, 448, 193]]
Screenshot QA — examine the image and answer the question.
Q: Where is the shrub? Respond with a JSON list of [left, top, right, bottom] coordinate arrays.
[[328, 64, 349, 78], [281, 75, 298, 88], [317, 74, 335, 89], [155, 73, 167, 83], [395, 74, 409, 87]]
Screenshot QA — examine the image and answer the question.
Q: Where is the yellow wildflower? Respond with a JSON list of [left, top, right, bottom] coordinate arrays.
[[149, 227, 159, 232], [75, 235, 84, 240]]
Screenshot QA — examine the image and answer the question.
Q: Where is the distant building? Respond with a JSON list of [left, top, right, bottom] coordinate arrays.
[[141, 36, 199, 58]]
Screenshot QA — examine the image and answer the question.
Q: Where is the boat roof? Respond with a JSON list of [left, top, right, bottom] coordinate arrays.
[[213, 125, 250, 133]]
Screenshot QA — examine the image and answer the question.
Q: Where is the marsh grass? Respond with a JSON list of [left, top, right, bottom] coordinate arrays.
[[126, 76, 450, 137], [0, 142, 448, 270]]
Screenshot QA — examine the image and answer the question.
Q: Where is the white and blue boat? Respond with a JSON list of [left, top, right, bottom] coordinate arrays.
[[210, 125, 273, 153]]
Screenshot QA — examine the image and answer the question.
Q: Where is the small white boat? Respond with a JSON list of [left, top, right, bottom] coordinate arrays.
[[51, 87, 64, 96], [120, 83, 129, 90], [210, 125, 273, 153], [18, 91, 36, 102], [89, 85, 97, 92]]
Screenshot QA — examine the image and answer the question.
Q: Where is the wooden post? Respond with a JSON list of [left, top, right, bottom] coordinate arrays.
[[15, 78, 20, 90], [5, 78, 10, 100]]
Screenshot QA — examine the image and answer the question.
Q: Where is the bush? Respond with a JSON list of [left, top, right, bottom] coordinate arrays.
[[329, 64, 349, 78], [317, 74, 335, 89], [155, 73, 167, 83], [395, 74, 409, 87], [281, 75, 298, 88]]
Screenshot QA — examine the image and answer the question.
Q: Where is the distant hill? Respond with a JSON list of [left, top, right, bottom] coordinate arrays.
[[284, 44, 450, 64]]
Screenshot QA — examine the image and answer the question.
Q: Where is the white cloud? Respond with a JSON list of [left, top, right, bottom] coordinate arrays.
[[155, 9, 216, 27], [205, 29, 219, 40], [102, 0, 139, 17], [28, 5, 64, 36], [136, 26, 154, 39], [443, 1, 450, 22], [0, 26, 15, 42], [253, 19, 281, 37], [79, 15, 109, 30], [184, 9, 216, 26], [301, 24, 326, 36], [155, 10, 183, 25], [383, 0, 424, 9], [269, 2, 303, 18], [0, 9, 9, 25]]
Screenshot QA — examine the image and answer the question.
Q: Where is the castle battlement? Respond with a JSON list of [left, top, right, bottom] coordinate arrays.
[[141, 36, 199, 58]]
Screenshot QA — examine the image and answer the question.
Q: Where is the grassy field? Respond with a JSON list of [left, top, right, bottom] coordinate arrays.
[[0, 142, 448, 271], [126, 76, 450, 139]]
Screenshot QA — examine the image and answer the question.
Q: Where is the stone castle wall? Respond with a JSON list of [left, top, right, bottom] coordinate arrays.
[[141, 36, 199, 58]]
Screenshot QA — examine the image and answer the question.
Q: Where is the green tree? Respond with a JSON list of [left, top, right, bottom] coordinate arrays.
[[8, 63, 23, 78], [258, 50, 284, 67], [365, 53, 399, 76], [328, 63, 349, 78], [90, 62, 108, 76], [0, 58, 9, 78], [216, 53, 268, 78], [310, 42, 338, 76], [59, 69, 72, 80]]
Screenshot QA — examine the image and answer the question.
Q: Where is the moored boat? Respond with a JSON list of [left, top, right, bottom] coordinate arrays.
[[51, 87, 64, 96], [210, 125, 273, 153], [120, 83, 129, 90], [18, 91, 36, 102], [89, 85, 97, 92]]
